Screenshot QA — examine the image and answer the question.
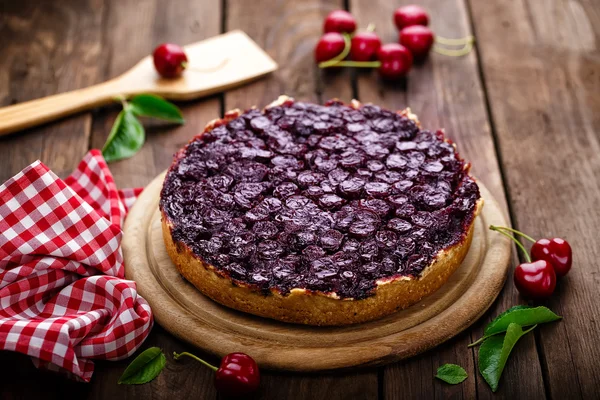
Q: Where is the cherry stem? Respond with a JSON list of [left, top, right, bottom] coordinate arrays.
[[490, 226, 536, 243], [489, 225, 531, 263], [173, 351, 218, 372], [113, 95, 129, 110], [435, 35, 474, 45], [367, 23, 376, 32], [433, 35, 475, 57], [319, 33, 352, 68], [321, 60, 381, 68], [181, 58, 229, 73]]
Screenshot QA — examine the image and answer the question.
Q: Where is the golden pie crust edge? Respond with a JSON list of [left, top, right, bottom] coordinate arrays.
[[160, 96, 483, 326]]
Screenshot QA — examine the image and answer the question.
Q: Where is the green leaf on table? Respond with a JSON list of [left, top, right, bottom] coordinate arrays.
[[479, 323, 537, 392], [102, 109, 145, 163], [118, 347, 166, 385], [435, 364, 468, 384], [469, 306, 561, 346], [128, 94, 185, 123]]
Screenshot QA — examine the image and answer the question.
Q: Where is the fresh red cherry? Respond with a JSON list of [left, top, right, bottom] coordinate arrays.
[[215, 352, 260, 397], [377, 43, 413, 79], [315, 32, 346, 63], [531, 238, 573, 277], [351, 30, 382, 61], [153, 43, 188, 78], [173, 351, 260, 397], [490, 226, 559, 299], [394, 5, 430, 30], [399, 25, 435, 61], [323, 10, 357, 34], [514, 260, 557, 299]]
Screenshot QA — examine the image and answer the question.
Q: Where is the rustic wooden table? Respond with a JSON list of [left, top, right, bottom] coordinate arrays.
[[1, 0, 598, 399]]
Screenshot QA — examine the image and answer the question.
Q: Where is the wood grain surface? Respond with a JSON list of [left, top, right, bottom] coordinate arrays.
[[0, 0, 598, 399]]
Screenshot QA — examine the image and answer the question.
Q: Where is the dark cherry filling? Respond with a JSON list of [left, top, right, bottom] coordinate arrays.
[[160, 100, 480, 299]]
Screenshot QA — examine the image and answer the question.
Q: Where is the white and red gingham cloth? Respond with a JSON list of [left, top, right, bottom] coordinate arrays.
[[0, 150, 152, 382]]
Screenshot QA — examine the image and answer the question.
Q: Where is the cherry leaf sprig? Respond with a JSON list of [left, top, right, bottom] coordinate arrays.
[[102, 94, 184, 163], [469, 305, 561, 347], [435, 364, 468, 384], [118, 347, 166, 385], [479, 323, 537, 392], [435, 305, 561, 392]]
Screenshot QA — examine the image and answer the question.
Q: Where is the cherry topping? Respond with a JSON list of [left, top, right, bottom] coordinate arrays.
[[377, 43, 413, 79], [514, 260, 557, 299], [350, 30, 382, 62], [153, 43, 188, 78], [315, 32, 346, 63], [393, 5, 430, 30], [323, 10, 357, 34], [531, 238, 573, 277], [399, 25, 435, 61], [173, 351, 260, 397]]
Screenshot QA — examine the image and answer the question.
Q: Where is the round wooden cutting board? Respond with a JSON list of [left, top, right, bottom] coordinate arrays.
[[123, 173, 511, 371]]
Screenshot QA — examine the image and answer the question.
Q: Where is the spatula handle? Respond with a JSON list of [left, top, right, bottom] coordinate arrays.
[[0, 79, 124, 137]]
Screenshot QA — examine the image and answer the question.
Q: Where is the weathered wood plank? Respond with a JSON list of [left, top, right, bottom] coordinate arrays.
[[223, 1, 376, 398], [349, 0, 547, 398], [469, 0, 600, 398], [0, 1, 105, 396], [85, 0, 223, 398], [224, 0, 353, 109], [0, 0, 104, 182]]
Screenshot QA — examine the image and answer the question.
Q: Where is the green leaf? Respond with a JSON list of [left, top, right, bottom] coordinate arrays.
[[128, 94, 185, 123], [470, 306, 561, 346], [435, 364, 468, 384], [479, 323, 537, 392], [102, 109, 145, 163], [118, 347, 166, 385]]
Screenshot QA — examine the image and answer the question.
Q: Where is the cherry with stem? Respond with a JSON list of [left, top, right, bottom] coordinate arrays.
[[490, 225, 557, 299], [173, 351, 260, 397], [491, 225, 572, 277]]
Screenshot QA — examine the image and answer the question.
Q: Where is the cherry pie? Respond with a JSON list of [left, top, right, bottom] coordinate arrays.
[[160, 96, 482, 325]]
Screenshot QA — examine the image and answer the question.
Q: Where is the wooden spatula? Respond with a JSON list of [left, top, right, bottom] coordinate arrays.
[[0, 30, 277, 136]]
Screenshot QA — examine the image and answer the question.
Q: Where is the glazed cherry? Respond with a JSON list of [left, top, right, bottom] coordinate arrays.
[[399, 25, 435, 61], [377, 43, 413, 79], [323, 10, 357, 34], [153, 43, 188, 78], [394, 5, 430, 30], [174, 351, 260, 397], [315, 32, 346, 63], [531, 238, 572, 277], [350, 30, 382, 62], [514, 260, 557, 299]]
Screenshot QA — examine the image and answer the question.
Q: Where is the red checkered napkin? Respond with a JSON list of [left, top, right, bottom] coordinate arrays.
[[0, 150, 152, 382]]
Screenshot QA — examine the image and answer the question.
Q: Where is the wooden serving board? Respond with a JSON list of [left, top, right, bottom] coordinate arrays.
[[123, 173, 511, 371]]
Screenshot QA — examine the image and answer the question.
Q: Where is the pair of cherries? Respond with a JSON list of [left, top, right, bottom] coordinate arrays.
[[174, 351, 260, 397], [490, 226, 573, 299]]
